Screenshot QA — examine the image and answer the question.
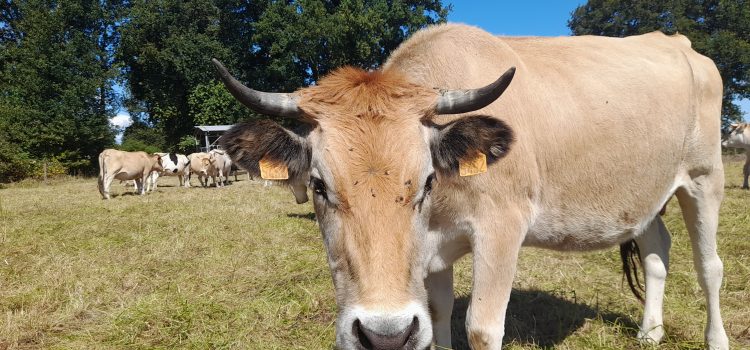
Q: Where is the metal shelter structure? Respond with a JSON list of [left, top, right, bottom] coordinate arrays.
[[194, 125, 233, 152]]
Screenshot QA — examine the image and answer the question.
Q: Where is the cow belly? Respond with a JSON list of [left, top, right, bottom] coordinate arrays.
[[113, 170, 143, 181], [523, 211, 655, 251]]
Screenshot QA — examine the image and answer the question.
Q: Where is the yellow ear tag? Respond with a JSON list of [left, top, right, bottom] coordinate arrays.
[[459, 151, 487, 177], [259, 154, 289, 180]]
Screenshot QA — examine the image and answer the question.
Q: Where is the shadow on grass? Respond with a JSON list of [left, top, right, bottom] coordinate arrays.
[[450, 289, 637, 349], [109, 192, 140, 198], [287, 212, 316, 221]]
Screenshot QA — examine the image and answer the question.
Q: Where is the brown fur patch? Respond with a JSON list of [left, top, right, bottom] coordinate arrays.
[[294, 67, 438, 306], [298, 66, 436, 122]]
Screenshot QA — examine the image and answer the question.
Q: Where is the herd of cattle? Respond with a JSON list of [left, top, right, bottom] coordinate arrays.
[[97, 148, 237, 199]]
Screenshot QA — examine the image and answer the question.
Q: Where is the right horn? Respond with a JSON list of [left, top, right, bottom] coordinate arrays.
[[435, 67, 516, 115], [211, 58, 301, 119]]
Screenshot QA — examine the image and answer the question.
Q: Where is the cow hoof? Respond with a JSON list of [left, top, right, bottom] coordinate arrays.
[[706, 327, 729, 350], [637, 326, 664, 345]]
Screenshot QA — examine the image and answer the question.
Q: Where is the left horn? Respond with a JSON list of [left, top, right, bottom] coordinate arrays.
[[211, 58, 301, 119], [435, 66, 516, 115]]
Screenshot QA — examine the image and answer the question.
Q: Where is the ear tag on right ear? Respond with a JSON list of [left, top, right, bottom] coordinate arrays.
[[459, 151, 487, 177], [259, 154, 289, 180]]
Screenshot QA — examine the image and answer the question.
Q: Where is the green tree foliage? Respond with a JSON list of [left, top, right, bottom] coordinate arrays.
[[118, 0, 231, 145], [0, 136, 34, 182], [118, 0, 449, 145], [0, 0, 449, 181], [0, 0, 122, 178], [187, 81, 251, 126], [569, 0, 750, 128], [119, 119, 166, 154], [253, 0, 450, 88], [176, 135, 199, 154]]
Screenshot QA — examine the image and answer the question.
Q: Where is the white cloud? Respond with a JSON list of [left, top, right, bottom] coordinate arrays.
[[110, 112, 132, 145], [110, 112, 133, 129]]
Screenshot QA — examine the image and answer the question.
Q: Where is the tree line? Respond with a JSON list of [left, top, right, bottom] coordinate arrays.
[[1, 0, 747, 182], [0, 0, 449, 181]]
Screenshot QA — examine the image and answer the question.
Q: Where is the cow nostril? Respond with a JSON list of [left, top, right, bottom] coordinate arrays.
[[353, 317, 418, 350], [172, 169, 178, 173], [353, 319, 373, 349]]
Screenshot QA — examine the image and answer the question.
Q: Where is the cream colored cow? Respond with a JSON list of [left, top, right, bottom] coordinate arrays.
[[208, 149, 232, 187], [722, 122, 750, 189], [98, 149, 163, 199], [187, 152, 211, 187], [215, 24, 728, 350]]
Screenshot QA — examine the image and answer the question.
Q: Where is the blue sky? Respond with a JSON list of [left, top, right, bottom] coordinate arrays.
[[446, 0, 749, 119], [448, 1, 585, 36]]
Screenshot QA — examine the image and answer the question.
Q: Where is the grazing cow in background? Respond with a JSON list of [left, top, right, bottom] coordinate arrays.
[[187, 152, 211, 187], [98, 149, 163, 199], [722, 122, 750, 189], [214, 23, 728, 350], [208, 149, 232, 187]]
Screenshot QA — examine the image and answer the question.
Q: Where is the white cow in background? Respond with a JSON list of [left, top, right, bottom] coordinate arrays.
[[208, 149, 232, 187], [147, 153, 191, 190], [722, 122, 750, 189]]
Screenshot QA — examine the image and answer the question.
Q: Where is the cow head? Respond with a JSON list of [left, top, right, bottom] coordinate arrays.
[[200, 157, 211, 173], [156, 152, 180, 173], [150, 153, 165, 173], [722, 123, 749, 149], [215, 59, 515, 350]]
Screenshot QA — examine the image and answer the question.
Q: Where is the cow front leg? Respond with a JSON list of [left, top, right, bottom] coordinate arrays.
[[426, 266, 454, 348], [135, 178, 145, 195], [466, 216, 524, 350], [635, 216, 671, 344]]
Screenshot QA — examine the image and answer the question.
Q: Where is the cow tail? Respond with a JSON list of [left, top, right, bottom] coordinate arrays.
[[98, 153, 106, 184], [620, 239, 645, 304], [97, 152, 108, 195]]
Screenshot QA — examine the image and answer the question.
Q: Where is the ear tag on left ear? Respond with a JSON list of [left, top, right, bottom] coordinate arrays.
[[259, 154, 289, 180], [459, 151, 487, 177]]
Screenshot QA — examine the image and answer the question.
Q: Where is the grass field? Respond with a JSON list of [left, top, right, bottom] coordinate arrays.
[[1, 159, 749, 350]]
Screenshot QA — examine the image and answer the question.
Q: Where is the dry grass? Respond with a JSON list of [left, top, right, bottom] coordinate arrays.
[[0, 160, 748, 349]]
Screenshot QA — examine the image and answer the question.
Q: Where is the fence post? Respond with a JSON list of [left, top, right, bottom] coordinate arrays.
[[43, 159, 48, 184]]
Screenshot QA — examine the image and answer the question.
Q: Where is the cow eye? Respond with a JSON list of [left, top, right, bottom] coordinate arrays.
[[423, 173, 436, 196], [311, 177, 327, 199]]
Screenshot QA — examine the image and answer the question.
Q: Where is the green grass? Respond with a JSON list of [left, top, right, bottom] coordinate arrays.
[[1, 160, 749, 349]]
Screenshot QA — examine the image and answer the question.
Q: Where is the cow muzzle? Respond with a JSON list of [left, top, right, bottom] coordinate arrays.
[[338, 303, 431, 350]]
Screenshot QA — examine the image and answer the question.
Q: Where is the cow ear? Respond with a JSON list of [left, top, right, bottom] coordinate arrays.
[[430, 115, 514, 175], [220, 119, 311, 180]]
